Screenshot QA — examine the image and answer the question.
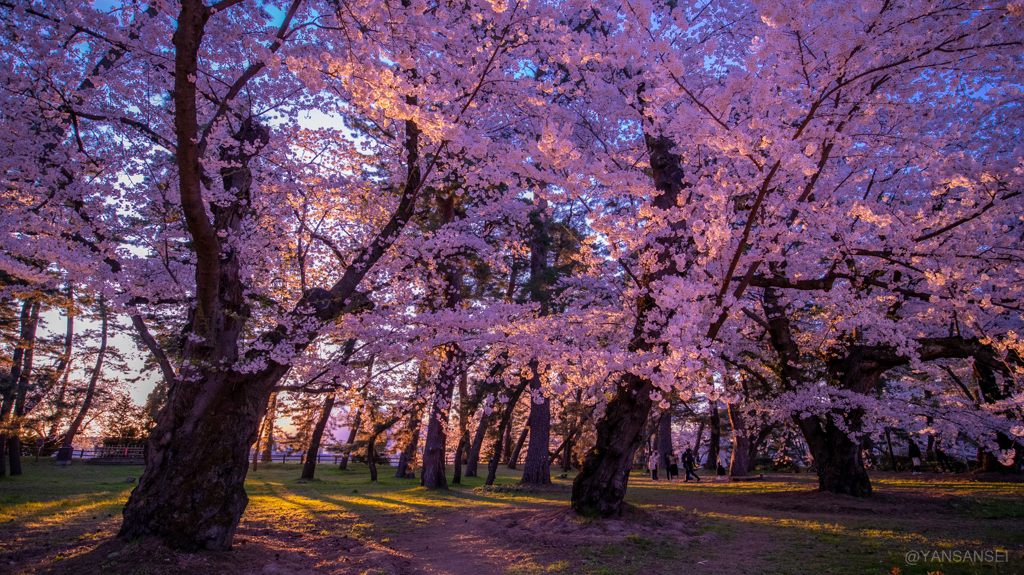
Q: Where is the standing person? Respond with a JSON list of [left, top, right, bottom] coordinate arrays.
[[682, 448, 700, 482], [909, 440, 922, 475], [668, 453, 679, 482], [649, 449, 660, 481]]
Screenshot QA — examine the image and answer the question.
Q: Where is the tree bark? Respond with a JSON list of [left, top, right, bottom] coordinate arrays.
[[301, 394, 336, 480], [58, 296, 108, 461], [395, 407, 422, 479], [727, 403, 749, 477], [508, 425, 529, 469], [502, 420, 513, 465], [704, 403, 720, 470], [560, 432, 575, 472], [464, 411, 493, 477], [570, 372, 652, 517], [8, 300, 41, 476], [657, 412, 673, 470], [420, 346, 464, 489], [485, 379, 529, 486], [798, 413, 871, 496], [366, 433, 378, 482], [339, 407, 361, 470], [116, 6, 425, 546], [521, 359, 552, 484], [452, 371, 470, 485], [570, 133, 689, 517], [693, 418, 705, 458]]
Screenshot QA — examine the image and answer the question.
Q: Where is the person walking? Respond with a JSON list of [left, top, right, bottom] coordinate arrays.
[[649, 449, 660, 481], [682, 448, 700, 482]]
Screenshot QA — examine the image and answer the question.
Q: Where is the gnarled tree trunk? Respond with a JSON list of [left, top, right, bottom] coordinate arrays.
[[570, 134, 689, 517]]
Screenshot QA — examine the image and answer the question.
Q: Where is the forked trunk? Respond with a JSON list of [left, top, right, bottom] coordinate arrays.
[[301, 394, 336, 480], [8, 300, 41, 475], [59, 297, 108, 462]]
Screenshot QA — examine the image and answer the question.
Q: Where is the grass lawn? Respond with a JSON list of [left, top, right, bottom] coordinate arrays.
[[1, 460, 1022, 574]]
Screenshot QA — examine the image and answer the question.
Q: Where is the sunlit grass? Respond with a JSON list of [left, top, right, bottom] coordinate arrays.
[[2, 462, 1022, 575]]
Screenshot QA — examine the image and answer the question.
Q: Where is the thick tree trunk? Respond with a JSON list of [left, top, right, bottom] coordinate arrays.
[[421, 346, 463, 489], [116, 4, 425, 544], [58, 297, 108, 461], [118, 363, 288, 550], [797, 413, 871, 497], [571, 373, 652, 517], [301, 395, 336, 480], [727, 403, 750, 477], [508, 425, 529, 469], [261, 393, 278, 463], [704, 403, 720, 470], [521, 361, 551, 484], [657, 412, 673, 470], [570, 134, 688, 517]]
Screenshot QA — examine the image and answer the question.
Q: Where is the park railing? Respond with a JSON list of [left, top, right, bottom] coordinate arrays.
[[40, 447, 528, 467]]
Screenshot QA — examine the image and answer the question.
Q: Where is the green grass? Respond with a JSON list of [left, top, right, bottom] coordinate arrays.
[[2, 463, 1022, 574]]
